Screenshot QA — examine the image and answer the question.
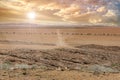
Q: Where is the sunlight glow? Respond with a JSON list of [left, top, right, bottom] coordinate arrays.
[[27, 11, 36, 20]]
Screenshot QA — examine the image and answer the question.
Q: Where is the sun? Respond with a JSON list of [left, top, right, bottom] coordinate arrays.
[[27, 11, 36, 20]]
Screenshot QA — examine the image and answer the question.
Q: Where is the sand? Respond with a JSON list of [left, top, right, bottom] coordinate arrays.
[[0, 27, 120, 49], [0, 27, 120, 80]]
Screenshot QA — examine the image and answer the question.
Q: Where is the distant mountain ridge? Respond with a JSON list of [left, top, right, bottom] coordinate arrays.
[[0, 23, 118, 28]]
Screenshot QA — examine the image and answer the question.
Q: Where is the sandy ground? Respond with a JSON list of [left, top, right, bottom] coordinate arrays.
[[0, 27, 120, 80], [0, 44, 119, 80], [0, 27, 120, 50], [0, 69, 120, 80]]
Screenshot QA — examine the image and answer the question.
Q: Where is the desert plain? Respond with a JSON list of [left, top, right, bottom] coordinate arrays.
[[0, 27, 120, 49], [0, 26, 120, 80]]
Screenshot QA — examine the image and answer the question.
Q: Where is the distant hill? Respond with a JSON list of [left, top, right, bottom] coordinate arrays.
[[0, 23, 118, 28]]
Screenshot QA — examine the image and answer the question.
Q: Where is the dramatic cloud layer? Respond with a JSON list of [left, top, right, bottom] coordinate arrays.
[[0, 0, 120, 26]]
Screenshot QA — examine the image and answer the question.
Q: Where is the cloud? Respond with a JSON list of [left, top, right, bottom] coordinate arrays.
[[54, 4, 107, 23], [54, 4, 81, 20], [0, 0, 120, 26]]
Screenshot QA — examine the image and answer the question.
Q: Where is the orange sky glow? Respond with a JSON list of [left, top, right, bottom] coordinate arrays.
[[0, 0, 120, 26]]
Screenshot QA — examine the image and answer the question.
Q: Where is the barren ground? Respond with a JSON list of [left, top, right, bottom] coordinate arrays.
[[0, 27, 120, 80]]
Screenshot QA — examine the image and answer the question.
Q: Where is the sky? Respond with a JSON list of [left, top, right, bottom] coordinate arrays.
[[0, 0, 120, 26]]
